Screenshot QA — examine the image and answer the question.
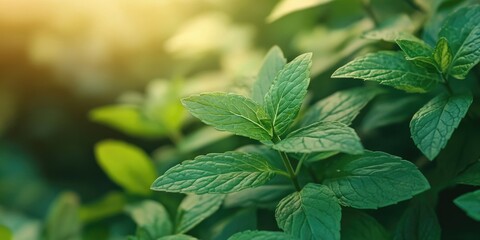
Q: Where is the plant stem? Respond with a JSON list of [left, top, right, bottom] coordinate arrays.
[[295, 154, 308, 176], [440, 73, 453, 95], [361, 0, 379, 27], [278, 151, 301, 191]]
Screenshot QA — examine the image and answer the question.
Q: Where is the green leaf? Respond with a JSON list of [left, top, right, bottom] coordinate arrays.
[[125, 200, 173, 238], [267, 0, 333, 22], [438, 5, 480, 79], [394, 200, 441, 240], [228, 230, 295, 240], [175, 194, 225, 233], [275, 183, 341, 240], [95, 140, 156, 196], [322, 151, 430, 209], [252, 46, 286, 104], [151, 152, 279, 194], [79, 191, 126, 224], [45, 192, 81, 240], [341, 209, 390, 240], [264, 53, 312, 136], [177, 126, 232, 154], [300, 87, 383, 126], [395, 39, 435, 64], [454, 190, 480, 221], [0, 226, 12, 240], [274, 121, 364, 155], [410, 93, 473, 160], [332, 51, 439, 93], [433, 37, 453, 74], [455, 161, 480, 186], [182, 93, 272, 141], [158, 235, 198, 240]]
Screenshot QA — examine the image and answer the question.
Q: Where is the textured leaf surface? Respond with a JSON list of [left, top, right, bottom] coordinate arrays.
[[301, 87, 382, 126], [175, 194, 225, 233], [396, 39, 434, 62], [252, 46, 286, 104], [410, 93, 473, 160], [182, 93, 272, 141], [95, 140, 156, 196], [332, 51, 439, 93], [455, 161, 480, 186], [322, 151, 430, 209], [267, 0, 333, 22], [341, 209, 390, 240], [228, 230, 295, 240], [274, 121, 363, 154], [394, 200, 441, 240], [433, 37, 452, 74], [125, 200, 172, 239], [275, 183, 341, 240], [264, 53, 312, 136], [151, 152, 278, 194], [439, 5, 480, 79], [454, 190, 480, 221]]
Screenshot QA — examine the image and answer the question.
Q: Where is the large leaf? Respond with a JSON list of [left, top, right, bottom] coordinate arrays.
[[438, 5, 480, 79], [252, 46, 286, 104], [275, 183, 341, 240], [274, 121, 363, 154], [300, 87, 383, 126], [394, 200, 441, 240], [410, 93, 473, 160], [175, 194, 225, 233], [322, 151, 430, 209], [455, 161, 480, 186], [228, 230, 294, 240], [332, 51, 439, 93], [264, 53, 312, 137], [454, 190, 480, 221], [125, 200, 173, 239], [151, 152, 278, 194], [95, 140, 156, 196], [341, 209, 390, 240], [182, 93, 272, 141], [267, 0, 333, 22]]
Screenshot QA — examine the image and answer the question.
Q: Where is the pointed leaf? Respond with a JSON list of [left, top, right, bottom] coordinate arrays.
[[252, 46, 286, 104], [439, 5, 480, 79], [341, 209, 390, 240], [454, 190, 480, 221], [228, 230, 295, 240], [151, 152, 278, 194], [332, 51, 439, 93], [455, 161, 480, 186], [395, 39, 434, 63], [175, 194, 225, 233], [267, 0, 333, 22], [125, 200, 173, 239], [433, 37, 453, 74], [394, 200, 441, 240], [322, 151, 430, 209], [410, 93, 473, 160], [264, 53, 312, 136], [182, 93, 272, 141]]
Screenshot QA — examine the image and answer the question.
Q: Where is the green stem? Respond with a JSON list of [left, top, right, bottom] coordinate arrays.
[[440, 73, 453, 95], [278, 151, 301, 191], [295, 154, 308, 176]]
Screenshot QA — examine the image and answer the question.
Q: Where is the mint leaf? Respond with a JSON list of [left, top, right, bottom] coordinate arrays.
[[301, 87, 383, 126], [151, 152, 278, 194], [267, 0, 333, 22], [158, 235, 197, 240], [341, 209, 390, 240], [438, 5, 480, 79], [264, 53, 312, 137], [252, 46, 286, 104], [433, 37, 453, 74], [455, 161, 480, 186], [332, 51, 439, 93], [182, 93, 272, 141], [395, 39, 434, 63], [410, 93, 473, 160], [322, 151, 430, 209], [79, 192, 126, 224], [45, 192, 81, 240], [394, 200, 441, 240], [454, 190, 480, 221], [125, 200, 172, 239], [228, 230, 295, 240], [275, 183, 341, 240], [95, 140, 157, 196], [274, 121, 363, 155], [175, 194, 225, 233]]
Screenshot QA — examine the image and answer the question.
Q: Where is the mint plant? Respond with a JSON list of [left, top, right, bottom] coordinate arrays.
[[151, 46, 430, 239]]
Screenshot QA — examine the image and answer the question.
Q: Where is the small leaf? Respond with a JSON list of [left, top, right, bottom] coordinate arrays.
[[300, 87, 383, 126], [433, 37, 452, 74], [332, 51, 440, 93], [455, 161, 480, 186], [322, 151, 430, 209], [394, 200, 441, 240], [438, 5, 480, 79], [341, 209, 390, 240], [264, 53, 312, 136], [79, 191, 126, 224], [95, 140, 157, 196], [267, 0, 333, 22], [151, 152, 278, 194], [45, 192, 81, 240], [158, 235, 198, 240], [0, 226, 12, 240], [252, 46, 286, 104], [175, 194, 225, 233], [454, 190, 480, 221], [274, 121, 364, 155], [410, 93, 473, 160], [275, 183, 341, 240], [182, 93, 272, 141], [125, 200, 173, 238], [395, 39, 435, 65], [228, 230, 295, 240]]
